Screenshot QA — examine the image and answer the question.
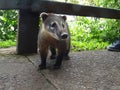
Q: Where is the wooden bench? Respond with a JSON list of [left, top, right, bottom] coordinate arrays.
[[0, 0, 120, 54]]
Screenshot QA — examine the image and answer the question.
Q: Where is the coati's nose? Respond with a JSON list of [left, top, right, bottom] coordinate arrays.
[[61, 32, 68, 39]]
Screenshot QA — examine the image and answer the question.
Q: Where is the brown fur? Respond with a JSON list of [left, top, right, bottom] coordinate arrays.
[[38, 12, 70, 69]]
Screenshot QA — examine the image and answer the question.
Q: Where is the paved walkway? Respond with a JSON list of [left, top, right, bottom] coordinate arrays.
[[0, 47, 120, 90]]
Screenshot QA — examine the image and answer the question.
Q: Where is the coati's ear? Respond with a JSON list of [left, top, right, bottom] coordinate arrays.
[[62, 16, 67, 21], [40, 12, 48, 21]]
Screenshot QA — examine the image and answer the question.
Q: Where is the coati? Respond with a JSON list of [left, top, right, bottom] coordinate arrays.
[[38, 12, 70, 69]]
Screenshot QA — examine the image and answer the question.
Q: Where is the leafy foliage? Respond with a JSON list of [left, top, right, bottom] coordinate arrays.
[[88, 0, 120, 9], [68, 0, 120, 51], [69, 17, 111, 51], [0, 10, 18, 41]]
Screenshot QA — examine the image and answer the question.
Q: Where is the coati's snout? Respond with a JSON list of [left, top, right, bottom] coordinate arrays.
[[61, 32, 68, 39]]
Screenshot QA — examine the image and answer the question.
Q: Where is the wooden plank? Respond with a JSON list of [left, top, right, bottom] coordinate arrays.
[[0, 0, 120, 19], [0, 0, 19, 9], [32, 1, 120, 19], [0, 0, 32, 10]]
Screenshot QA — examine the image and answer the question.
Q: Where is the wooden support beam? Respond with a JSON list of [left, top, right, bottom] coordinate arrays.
[[17, 10, 39, 54], [32, 1, 120, 19]]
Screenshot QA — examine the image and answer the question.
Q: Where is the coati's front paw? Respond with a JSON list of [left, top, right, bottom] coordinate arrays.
[[63, 55, 70, 60], [38, 64, 46, 70], [53, 65, 61, 69], [50, 55, 56, 59]]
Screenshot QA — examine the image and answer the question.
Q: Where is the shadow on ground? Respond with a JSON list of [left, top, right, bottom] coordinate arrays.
[[0, 47, 120, 90]]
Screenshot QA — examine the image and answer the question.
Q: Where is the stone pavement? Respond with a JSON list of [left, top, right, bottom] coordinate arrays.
[[0, 47, 120, 90]]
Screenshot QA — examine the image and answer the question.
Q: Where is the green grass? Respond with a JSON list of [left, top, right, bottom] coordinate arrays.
[[0, 40, 16, 48], [0, 40, 110, 52], [0, 39, 110, 51], [71, 39, 109, 51]]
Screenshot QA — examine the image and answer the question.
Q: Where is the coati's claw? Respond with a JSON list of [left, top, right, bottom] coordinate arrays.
[[38, 65, 46, 70], [63, 55, 70, 60], [50, 55, 56, 59], [53, 65, 61, 69]]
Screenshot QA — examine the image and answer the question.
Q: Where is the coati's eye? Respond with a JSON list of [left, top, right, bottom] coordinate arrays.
[[49, 22, 57, 32], [50, 22, 56, 29], [62, 23, 65, 28]]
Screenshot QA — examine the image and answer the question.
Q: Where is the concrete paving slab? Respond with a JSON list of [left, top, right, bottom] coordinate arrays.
[[0, 54, 56, 90], [27, 50, 120, 90]]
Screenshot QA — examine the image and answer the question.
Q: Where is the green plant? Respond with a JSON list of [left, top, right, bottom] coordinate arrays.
[[66, 0, 120, 51], [68, 16, 119, 51], [0, 10, 18, 41], [0, 40, 16, 48]]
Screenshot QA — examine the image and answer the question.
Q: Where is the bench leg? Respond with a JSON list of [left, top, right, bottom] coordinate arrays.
[[17, 10, 39, 54]]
